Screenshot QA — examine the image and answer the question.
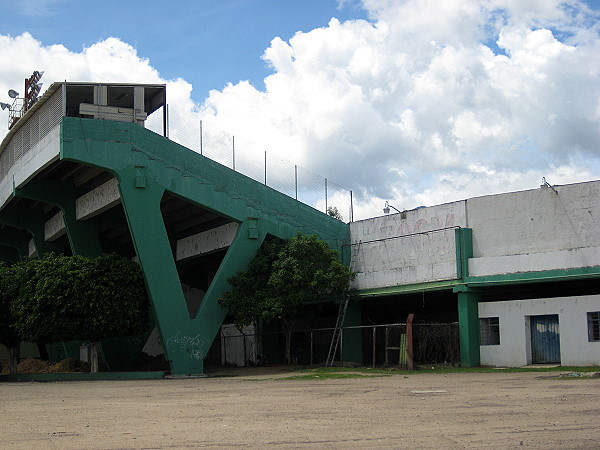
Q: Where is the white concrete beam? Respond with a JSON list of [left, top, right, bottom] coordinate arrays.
[[76, 177, 121, 220], [469, 246, 600, 277], [79, 103, 147, 123], [44, 211, 66, 241], [28, 238, 37, 258], [176, 223, 239, 261]]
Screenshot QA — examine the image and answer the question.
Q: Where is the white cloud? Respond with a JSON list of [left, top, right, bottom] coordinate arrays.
[[0, 33, 194, 142], [200, 0, 600, 219], [1, 0, 599, 222], [0, 33, 187, 96]]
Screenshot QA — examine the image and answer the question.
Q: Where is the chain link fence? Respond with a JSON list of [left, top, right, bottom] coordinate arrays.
[[149, 112, 354, 221], [218, 322, 459, 368]]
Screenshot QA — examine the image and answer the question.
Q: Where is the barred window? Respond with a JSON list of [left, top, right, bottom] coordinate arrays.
[[588, 312, 600, 342], [480, 317, 500, 345]]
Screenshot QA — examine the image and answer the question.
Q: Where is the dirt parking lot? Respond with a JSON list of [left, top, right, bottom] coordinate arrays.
[[1, 368, 599, 449]]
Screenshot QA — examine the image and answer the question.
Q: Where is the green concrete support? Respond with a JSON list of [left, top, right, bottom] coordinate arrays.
[[0, 228, 30, 260], [357, 279, 459, 298], [191, 221, 266, 362], [60, 117, 350, 375], [465, 266, 600, 287], [117, 172, 195, 373], [118, 172, 266, 374], [0, 209, 62, 256], [14, 180, 102, 257], [454, 227, 479, 366], [1, 371, 165, 382], [0, 245, 21, 263], [342, 299, 362, 364], [14, 181, 115, 368], [455, 286, 480, 367], [455, 227, 473, 279], [60, 118, 348, 246]]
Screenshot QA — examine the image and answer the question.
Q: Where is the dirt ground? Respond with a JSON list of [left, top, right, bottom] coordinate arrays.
[[1, 368, 599, 449]]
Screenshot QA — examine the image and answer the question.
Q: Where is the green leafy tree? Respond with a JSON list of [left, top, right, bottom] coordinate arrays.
[[327, 206, 343, 221], [0, 263, 21, 374], [219, 233, 354, 364], [11, 253, 150, 372], [218, 238, 285, 325]]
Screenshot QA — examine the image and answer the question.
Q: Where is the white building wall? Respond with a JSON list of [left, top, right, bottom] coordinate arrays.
[[479, 295, 600, 367], [350, 201, 466, 289], [467, 181, 600, 276], [350, 181, 600, 290]]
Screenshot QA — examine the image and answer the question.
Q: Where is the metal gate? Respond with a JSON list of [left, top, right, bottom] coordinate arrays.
[[530, 315, 561, 363]]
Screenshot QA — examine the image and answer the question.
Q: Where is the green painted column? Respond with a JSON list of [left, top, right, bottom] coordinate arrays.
[[455, 286, 480, 367], [0, 228, 30, 260], [190, 220, 266, 361], [14, 182, 105, 367], [117, 170, 194, 374], [342, 299, 362, 364], [0, 209, 63, 256], [14, 181, 102, 257], [455, 227, 473, 279], [0, 245, 21, 263], [117, 169, 265, 375]]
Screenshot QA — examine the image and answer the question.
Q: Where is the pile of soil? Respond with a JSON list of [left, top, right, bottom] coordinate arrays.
[[17, 357, 49, 373], [47, 357, 90, 373], [2, 357, 92, 374]]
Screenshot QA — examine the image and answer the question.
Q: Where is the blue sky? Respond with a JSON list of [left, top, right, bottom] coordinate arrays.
[[0, 0, 368, 100], [0, 0, 599, 219]]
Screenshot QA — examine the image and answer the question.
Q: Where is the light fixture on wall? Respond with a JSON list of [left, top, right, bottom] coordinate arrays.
[[383, 201, 401, 214], [2, 89, 22, 129], [540, 177, 559, 195], [3, 88, 22, 130]]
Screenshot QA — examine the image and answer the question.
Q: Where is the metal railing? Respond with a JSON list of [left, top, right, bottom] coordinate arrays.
[[149, 111, 354, 222]]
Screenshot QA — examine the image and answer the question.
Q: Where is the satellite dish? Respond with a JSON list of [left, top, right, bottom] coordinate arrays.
[[8, 89, 19, 99], [0, 102, 10, 110]]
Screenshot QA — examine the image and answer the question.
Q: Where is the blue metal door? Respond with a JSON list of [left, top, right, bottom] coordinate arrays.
[[530, 315, 561, 363]]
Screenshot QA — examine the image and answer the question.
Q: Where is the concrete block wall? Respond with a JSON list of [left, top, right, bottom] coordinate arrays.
[[350, 180, 600, 290], [467, 181, 600, 276], [350, 200, 466, 290]]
